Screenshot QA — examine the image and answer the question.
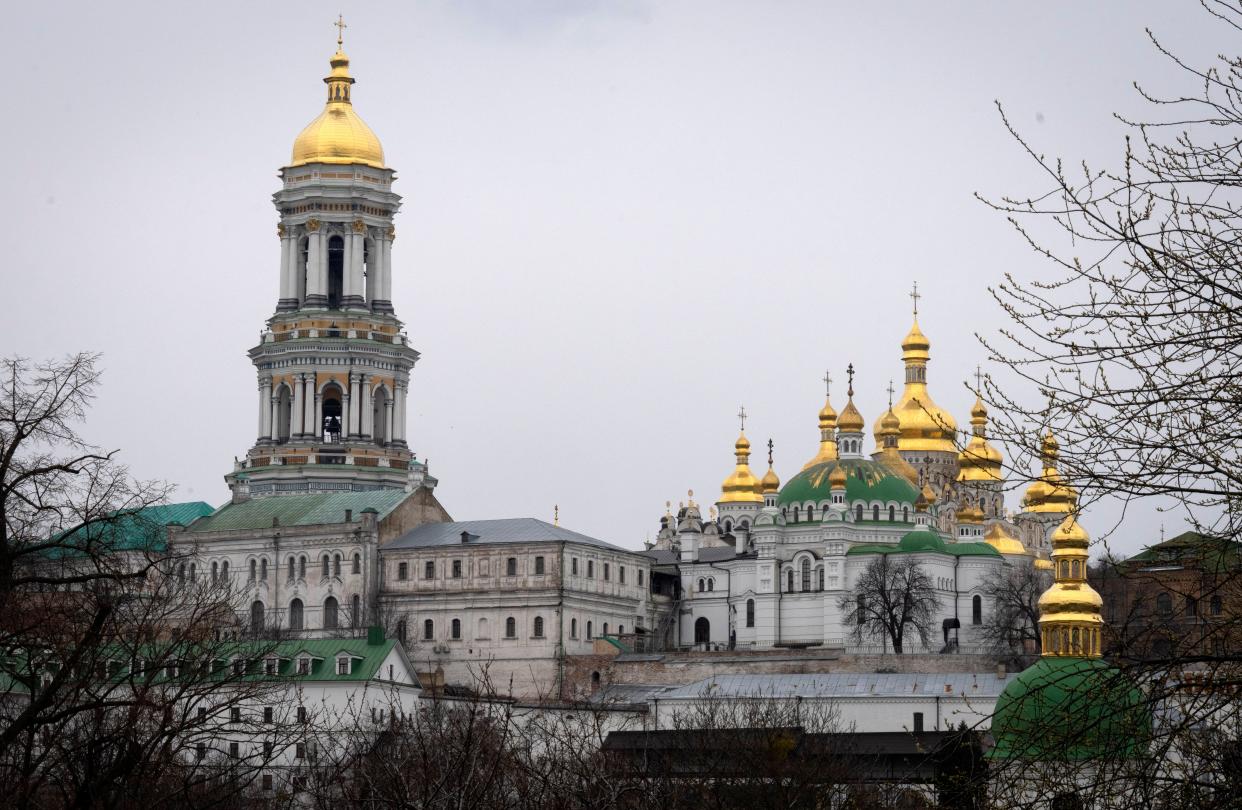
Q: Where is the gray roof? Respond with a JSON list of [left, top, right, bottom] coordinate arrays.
[[642, 547, 742, 565], [386, 518, 630, 552], [654, 672, 1011, 701]]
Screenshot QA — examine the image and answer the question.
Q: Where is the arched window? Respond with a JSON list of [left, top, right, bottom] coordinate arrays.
[[694, 617, 710, 645], [221, 561, 229, 580], [177, 562, 186, 583], [351, 594, 361, 627], [289, 599, 304, 631], [793, 506, 800, 522], [334, 554, 342, 577], [423, 619, 434, 640], [326, 235, 344, 308], [856, 504, 864, 521], [586, 621, 593, 640], [260, 558, 268, 580], [872, 505, 880, 521], [856, 596, 867, 625], [190, 562, 196, 581], [723, 520, 733, 533], [299, 556, 306, 580], [698, 578, 705, 592], [275, 385, 292, 443], [505, 617, 517, 638], [451, 618, 461, 640], [707, 578, 715, 592], [322, 555, 330, 579], [787, 570, 794, 593], [745, 599, 755, 628], [603, 623, 609, 636], [323, 596, 339, 629], [889, 505, 895, 522], [972, 595, 982, 626], [1071, 560, 1080, 578], [371, 386, 390, 446], [534, 616, 545, 638], [818, 567, 824, 591], [249, 559, 257, 581], [1156, 592, 1173, 617], [250, 601, 264, 631], [903, 506, 909, 522], [478, 617, 489, 638], [397, 620, 407, 644], [807, 505, 815, 521], [352, 553, 361, 574], [801, 558, 811, 592], [571, 618, 578, 638]]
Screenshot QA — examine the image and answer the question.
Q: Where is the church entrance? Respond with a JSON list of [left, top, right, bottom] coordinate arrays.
[[694, 617, 710, 646]]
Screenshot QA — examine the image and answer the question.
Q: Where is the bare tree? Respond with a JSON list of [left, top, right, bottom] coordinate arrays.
[[839, 556, 937, 654], [980, 561, 1051, 657]]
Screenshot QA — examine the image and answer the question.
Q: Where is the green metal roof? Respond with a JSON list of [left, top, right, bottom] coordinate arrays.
[[989, 656, 1149, 761], [777, 459, 920, 516], [189, 491, 410, 533], [845, 530, 1002, 558], [50, 501, 215, 557], [1125, 531, 1242, 572]]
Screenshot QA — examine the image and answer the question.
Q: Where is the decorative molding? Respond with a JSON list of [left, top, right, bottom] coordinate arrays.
[[305, 218, 321, 232], [352, 219, 367, 234]]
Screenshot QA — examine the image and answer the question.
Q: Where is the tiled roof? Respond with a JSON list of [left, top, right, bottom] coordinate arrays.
[[51, 501, 215, 556], [188, 491, 410, 533], [641, 547, 741, 565], [386, 518, 629, 552]]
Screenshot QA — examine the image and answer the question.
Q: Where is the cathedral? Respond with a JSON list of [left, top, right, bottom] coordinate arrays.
[[163, 33, 1086, 693]]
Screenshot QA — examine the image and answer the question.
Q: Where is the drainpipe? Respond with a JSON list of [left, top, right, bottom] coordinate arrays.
[[953, 555, 961, 649], [935, 694, 942, 731], [556, 541, 566, 699]]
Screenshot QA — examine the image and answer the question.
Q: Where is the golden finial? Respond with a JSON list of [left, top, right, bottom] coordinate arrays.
[[767, 438, 775, 467], [910, 281, 921, 317], [822, 370, 832, 398], [737, 405, 748, 432], [846, 363, 855, 397], [687, 489, 696, 507], [709, 505, 718, 520], [554, 504, 559, 527], [887, 379, 895, 409], [334, 14, 348, 50], [975, 364, 983, 394], [665, 500, 672, 518]]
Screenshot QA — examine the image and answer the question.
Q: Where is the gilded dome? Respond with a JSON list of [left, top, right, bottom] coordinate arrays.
[[803, 395, 839, 470], [889, 317, 958, 454], [837, 398, 865, 434], [1022, 432, 1078, 513], [720, 432, 763, 504], [958, 396, 1004, 482], [872, 407, 920, 486], [957, 503, 985, 525], [828, 465, 848, 489], [760, 464, 781, 495], [984, 523, 1028, 556], [290, 49, 386, 169]]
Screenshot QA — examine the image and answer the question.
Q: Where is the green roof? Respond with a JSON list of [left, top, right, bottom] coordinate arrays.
[[845, 529, 1001, 558], [988, 657, 1150, 761], [1125, 531, 1242, 572], [777, 459, 920, 518], [50, 501, 215, 557], [189, 491, 410, 533]]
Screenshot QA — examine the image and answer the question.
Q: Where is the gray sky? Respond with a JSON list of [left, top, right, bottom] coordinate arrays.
[[2, 1, 1227, 555]]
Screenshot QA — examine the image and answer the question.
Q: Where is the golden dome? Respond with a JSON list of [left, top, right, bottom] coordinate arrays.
[[921, 483, 938, 505], [1033, 557, 1054, 571], [837, 398, 865, 433], [760, 464, 781, 495], [958, 396, 1004, 483], [984, 523, 1028, 555], [290, 49, 385, 169], [890, 316, 958, 454], [1022, 432, 1078, 513], [802, 395, 839, 470], [720, 431, 763, 504], [828, 465, 848, 489], [873, 407, 920, 485], [957, 503, 985, 525], [1037, 512, 1105, 657]]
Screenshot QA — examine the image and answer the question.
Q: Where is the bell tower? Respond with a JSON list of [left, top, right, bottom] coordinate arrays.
[[226, 31, 434, 498]]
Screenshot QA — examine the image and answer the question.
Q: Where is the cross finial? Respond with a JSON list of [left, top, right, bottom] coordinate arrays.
[[822, 369, 832, 398], [767, 438, 774, 466], [334, 14, 348, 49], [910, 281, 921, 317], [887, 379, 895, 409], [737, 405, 748, 432], [554, 504, 559, 527], [975, 364, 983, 394], [846, 364, 855, 398]]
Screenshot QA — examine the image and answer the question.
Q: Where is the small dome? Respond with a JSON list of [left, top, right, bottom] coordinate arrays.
[[837, 398, 865, 433], [760, 464, 781, 495], [901, 319, 931, 358], [984, 523, 1027, 556], [957, 504, 984, 525], [818, 399, 837, 428], [1023, 432, 1078, 513], [898, 527, 947, 553], [720, 431, 762, 504], [828, 465, 847, 489], [989, 657, 1149, 762], [290, 49, 385, 169]]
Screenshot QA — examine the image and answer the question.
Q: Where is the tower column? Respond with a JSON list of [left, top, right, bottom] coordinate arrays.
[[346, 224, 366, 309], [277, 232, 295, 311], [373, 233, 394, 313], [313, 384, 323, 440], [269, 391, 280, 442], [305, 225, 326, 307], [291, 374, 305, 437], [258, 377, 273, 441], [360, 375, 373, 438], [385, 399, 394, 447], [303, 374, 316, 440], [348, 373, 362, 437], [393, 381, 407, 445]]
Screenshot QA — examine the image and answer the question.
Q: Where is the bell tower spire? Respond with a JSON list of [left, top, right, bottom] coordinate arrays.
[[226, 32, 432, 499]]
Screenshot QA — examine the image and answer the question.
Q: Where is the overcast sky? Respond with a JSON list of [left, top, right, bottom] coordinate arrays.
[[2, 1, 1228, 555]]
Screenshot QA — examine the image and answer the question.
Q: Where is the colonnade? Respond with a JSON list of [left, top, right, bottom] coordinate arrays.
[[276, 221, 394, 312], [258, 373, 407, 446]]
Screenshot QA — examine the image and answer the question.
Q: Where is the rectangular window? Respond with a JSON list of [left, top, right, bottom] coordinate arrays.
[[296, 706, 307, 724], [230, 707, 241, 723], [196, 743, 206, 761], [264, 658, 277, 675], [232, 659, 245, 676], [572, 558, 579, 576], [452, 559, 462, 578], [534, 556, 545, 575], [229, 742, 239, 758], [337, 657, 350, 675], [587, 561, 594, 579], [604, 563, 610, 581], [264, 741, 273, 758], [506, 557, 517, 576], [424, 561, 435, 580], [397, 562, 409, 581], [262, 774, 273, 791], [913, 712, 925, 733], [264, 706, 274, 724], [620, 566, 626, 584], [295, 743, 306, 760], [638, 570, 644, 587], [297, 658, 310, 675], [197, 707, 207, 722]]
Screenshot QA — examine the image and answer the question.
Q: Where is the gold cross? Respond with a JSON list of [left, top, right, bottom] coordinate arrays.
[[975, 365, 983, 394], [822, 370, 832, 398], [846, 364, 855, 397], [910, 281, 921, 317], [737, 405, 748, 432], [334, 14, 348, 49]]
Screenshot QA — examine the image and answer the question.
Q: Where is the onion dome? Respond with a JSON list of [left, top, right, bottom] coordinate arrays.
[[802, 395, 839, 470], [920, 483, 938, 506], [984, 523, 1028, 556], [290, 45, 385, 168], [720, 432, 763, 504], [760, 439, 781, 495], [828, 465, 847, 490], [958, 396, 1004, 483], [957, 503, 985, 526], [889, 311, 958, 454], [837, 397, 864, 434], [873, 407, 920, 486], [989, 504, 1150, 763], [1022, 432, 1078, 513]]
